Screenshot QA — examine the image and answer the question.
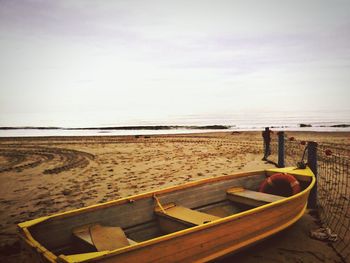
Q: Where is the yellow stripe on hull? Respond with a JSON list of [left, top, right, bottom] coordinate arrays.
[[18, 167, 315, 263]]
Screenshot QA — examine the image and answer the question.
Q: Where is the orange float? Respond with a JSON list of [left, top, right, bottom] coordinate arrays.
[[259, 173, 301, 197]]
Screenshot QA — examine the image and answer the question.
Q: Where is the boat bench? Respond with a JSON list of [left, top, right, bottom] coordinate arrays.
[[155, 203, 221, 233], [73, 223, 137, 251], [226, 187, 285, 207]]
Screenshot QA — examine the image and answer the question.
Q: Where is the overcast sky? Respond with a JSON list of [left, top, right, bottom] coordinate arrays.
[[0, 0, 349, 127]]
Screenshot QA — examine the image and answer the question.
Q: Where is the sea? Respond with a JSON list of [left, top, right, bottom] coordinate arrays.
[[0, 110, 349, 137]]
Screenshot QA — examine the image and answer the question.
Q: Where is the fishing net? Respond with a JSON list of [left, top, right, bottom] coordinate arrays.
[[266, 132, 350, 261], [268, 131, 278, 165], [317, 143, 350, 261]]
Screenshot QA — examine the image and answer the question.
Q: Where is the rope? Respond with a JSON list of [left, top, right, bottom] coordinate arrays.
[[153, 194, 167, 214], [310, 227, 338, 242]]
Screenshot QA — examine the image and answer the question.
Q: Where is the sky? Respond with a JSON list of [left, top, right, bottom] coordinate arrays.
[[0, 0, 349, 127]]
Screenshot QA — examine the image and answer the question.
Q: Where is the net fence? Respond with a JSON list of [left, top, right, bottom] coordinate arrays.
[[266, 132, 350, 261], [268, 131, 278, 165], [317, 143, 350, 260], [284, 136, 308, 167]]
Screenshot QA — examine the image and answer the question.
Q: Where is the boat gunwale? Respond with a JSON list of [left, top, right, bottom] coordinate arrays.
[[18, 170, 261, 228], [18, 167, 315, 263], [18, 227, 58, 263]]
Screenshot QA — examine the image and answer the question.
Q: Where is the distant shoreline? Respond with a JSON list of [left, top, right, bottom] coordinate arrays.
[[1, 123, 350, 138], [0, 123, 349, 131], [1, 126, 350, 138], [0, 123, 350, 133], [0, 125, 230, 130]]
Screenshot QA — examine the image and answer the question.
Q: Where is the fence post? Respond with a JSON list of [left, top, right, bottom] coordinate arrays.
[[307, 141, 318, 208], [278, 131, 285, 168]]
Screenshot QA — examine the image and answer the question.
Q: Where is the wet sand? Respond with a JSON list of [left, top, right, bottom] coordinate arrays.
[[0, 131, 348, 262]]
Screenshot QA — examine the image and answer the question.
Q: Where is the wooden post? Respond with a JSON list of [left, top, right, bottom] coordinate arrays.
[[307, 141, 318, 208], [277, 131, 285, 168], [262, 127, 271, 160]]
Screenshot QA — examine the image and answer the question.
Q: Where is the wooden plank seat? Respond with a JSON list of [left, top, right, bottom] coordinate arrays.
[[227, 187, 285, 207], [73, 223, 137, 251], [155, 203, 221, 226]]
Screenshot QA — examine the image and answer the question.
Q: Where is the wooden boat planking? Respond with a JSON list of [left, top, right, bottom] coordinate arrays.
[[18, 167, 315, 263]]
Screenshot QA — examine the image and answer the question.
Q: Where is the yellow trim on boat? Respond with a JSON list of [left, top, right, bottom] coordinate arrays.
[[57, 167, 315, 263], [59, 251, 109, 262], [267, 166, 314, 177], [19, 170, 260, 226], [18, 216, 50, 228], [196, 203, 308, 262], [19, 167, 315, 263], [21, 228, 57, 262]]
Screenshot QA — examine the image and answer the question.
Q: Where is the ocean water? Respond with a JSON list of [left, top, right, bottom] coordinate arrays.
[[0, 110, 349, 137]]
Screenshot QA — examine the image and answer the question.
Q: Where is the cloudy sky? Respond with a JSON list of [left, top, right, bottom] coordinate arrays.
[[0, 0, 349, 127]]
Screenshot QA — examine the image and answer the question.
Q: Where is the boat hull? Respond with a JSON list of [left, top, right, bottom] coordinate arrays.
[[18, 167, 315, 263], [69, 195, 308, 262]]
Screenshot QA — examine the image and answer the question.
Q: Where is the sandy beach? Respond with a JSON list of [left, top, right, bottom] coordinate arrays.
[[0, 131, 349, 262]]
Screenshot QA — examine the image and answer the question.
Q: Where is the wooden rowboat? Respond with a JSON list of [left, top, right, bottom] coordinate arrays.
[[18, 167, 315, 263]]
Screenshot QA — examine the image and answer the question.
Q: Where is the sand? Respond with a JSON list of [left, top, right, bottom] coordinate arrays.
[[0, 131, 348, 262]]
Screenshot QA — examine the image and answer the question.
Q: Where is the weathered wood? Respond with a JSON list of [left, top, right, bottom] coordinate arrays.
[[307, 141, 318, 208], [157, 174, 265, 209], [73, 225, 94, 246], [124, 221, 161, 242], [81, 194, 308, 263], [19, 168, 315, 263], [226, 187, 244, 193], [157, 217, 190, 234], [31, 197, 155, 250], [227, 188, 285, 207], [73, 224, 137, 251], [30, 174, 264, 250], [155, 203, 221, 227], [278, 131, 285, 168], [90, 225, 130, 251], [48, 170, 262, 220], [197, 200, 241, 218]]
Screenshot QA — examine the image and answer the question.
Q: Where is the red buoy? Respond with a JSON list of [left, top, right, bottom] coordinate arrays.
[[259, 173, 301, 197]]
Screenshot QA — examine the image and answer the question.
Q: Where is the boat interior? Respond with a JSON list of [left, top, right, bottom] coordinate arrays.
[[26, 171, 312, 258]]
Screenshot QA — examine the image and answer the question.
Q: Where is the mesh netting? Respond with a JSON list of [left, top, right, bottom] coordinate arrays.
[[266, 132, 350, 261], [317, 144, 350, 260], [268, 131, 278, 164], [284, 137, 308, 167]]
